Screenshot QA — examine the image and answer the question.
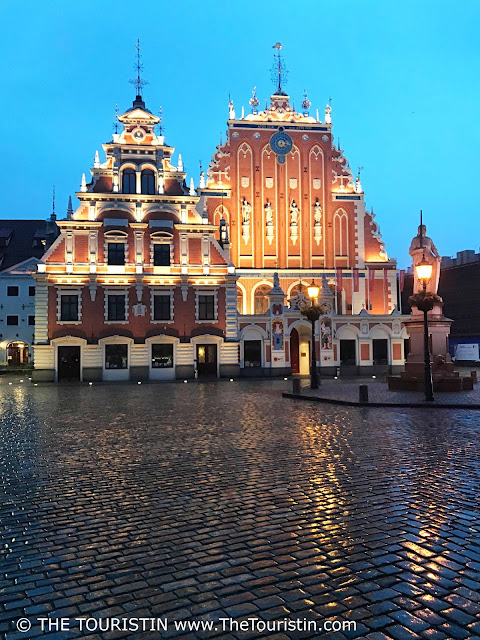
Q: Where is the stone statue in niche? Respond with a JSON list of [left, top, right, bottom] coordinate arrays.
[[314, 200, 322, 224], [409, 224, 441, 294], [241, 198, 251, 224], [265, 200, 274, 225], [290, 200, 299, 225]]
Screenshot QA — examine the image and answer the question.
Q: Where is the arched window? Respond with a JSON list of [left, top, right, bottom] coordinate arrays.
[[254, 285, 271, 315], [237, 287, 244, 314], [141, 170, 155, 195], [122, 168, 136, 194]]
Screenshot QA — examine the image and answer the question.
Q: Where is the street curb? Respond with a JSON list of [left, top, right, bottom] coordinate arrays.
[[282, 391, 480, 410]]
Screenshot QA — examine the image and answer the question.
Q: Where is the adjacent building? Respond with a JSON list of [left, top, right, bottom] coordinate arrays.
[[0, 219, 57, 366], [33, 94, 238, 382]]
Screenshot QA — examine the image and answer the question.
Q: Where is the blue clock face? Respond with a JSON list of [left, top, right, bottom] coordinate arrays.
[[270, 130, 293, 162]]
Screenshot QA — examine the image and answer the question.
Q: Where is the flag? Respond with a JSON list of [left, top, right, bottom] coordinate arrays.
[[399, 270, 405, 292], [353, 268, 359, 292], [336, 268, 343, 292]]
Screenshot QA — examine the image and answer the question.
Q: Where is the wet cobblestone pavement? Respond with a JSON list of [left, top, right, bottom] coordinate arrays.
[[1, 380, 480, 640]]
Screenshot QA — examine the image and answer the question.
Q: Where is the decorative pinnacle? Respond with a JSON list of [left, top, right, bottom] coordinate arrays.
[[129, 38, 149, 98], [52, 185, 55, 217], [271, 42, 288, 93], [249, 86, 260, 112]]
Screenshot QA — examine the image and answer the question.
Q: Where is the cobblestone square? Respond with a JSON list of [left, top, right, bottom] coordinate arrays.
[[1, 380, 480, 639]]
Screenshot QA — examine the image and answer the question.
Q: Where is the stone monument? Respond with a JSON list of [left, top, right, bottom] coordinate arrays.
[[388, 224, 472, 392]]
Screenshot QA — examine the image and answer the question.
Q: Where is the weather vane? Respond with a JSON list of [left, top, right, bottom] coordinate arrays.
[[129, 38, 149, 97], [52, 185, 55, 218], [358, 165, 364, 177], [271, 42, 288, 93]]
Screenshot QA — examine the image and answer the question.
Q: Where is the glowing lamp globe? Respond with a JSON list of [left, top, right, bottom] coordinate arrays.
[[416, 255, 433, 285], [307, 279, 320, 300]]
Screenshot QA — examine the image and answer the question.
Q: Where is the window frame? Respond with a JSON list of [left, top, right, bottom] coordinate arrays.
[[196, 290, 218, 322], [6, 315, 19, 325], [29, 286, 35, 297], [104, 343, 129, 370], [107, 242, 126, 266], [141, 169, 155, 195], [7, 286, 19, 297], [56, 289, 82, 324], [151, 291, 174, 323], [122, 168, 136, 194], [153, 242, 171, 267], [105, 291, 128, 324]]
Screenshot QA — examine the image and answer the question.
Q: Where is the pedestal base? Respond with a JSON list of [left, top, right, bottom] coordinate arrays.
[[388, 305, 473, 392]]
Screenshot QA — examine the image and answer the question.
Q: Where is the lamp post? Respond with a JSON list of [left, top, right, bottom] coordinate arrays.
[[306, 280, 320, 389], [415, 254, 434, 402]]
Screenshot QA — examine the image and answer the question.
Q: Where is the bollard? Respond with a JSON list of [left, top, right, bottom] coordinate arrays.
[[359, 384, 369, 404], [471, 370, 478, 384], [292, 378, 301, 394]]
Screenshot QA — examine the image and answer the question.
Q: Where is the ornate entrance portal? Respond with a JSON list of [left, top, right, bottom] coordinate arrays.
[[290, 326, 311, 375]]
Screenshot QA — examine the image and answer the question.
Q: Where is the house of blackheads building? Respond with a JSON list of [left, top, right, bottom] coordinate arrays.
[[33, 54, 409, 382]]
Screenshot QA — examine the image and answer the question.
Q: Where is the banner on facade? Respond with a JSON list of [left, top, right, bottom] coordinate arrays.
[[336, 268, 343, 292], [383, 269, 388, 290], [399, 270, 405, 292], [353, 268, 359, 292], [368, 269, 375, 287]]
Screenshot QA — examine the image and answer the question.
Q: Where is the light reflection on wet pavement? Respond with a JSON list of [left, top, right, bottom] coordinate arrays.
[[1, 381, 480, 639]]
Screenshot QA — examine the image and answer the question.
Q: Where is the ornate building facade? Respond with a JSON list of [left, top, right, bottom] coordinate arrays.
[[33, 94, 238, 382], [202, 73, 408, 376]]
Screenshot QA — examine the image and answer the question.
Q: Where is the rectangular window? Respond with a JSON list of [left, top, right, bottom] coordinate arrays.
[[153, 295, 171, 321], [28, 316, 35, 326], [373, 339, 388, 365], [29, 286, 35, 297], [6, 316, 18, 325], [151, 343, 173, 368], [7, 286, 19, 296], [105, 344, 128, 369], [107, 294, 126, 321], [107, 242, 125, 266], [198, 295, 215, 321], [244, 340, 262, 367], [60, 295, 79, 322], [153, 243, 171, 266]]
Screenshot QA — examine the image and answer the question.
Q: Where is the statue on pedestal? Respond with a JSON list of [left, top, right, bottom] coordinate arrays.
[[409, 224, 441, 294]]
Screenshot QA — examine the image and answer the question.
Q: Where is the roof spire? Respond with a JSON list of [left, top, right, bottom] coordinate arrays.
[[51, 185, 56, 221], [94, 150, 100, 168], [67, 195, 73, 220], [157, 106, 163, 136], [271, 42, 288, 95], [113, 102, 119, 135], [129, 38, 148, 106]]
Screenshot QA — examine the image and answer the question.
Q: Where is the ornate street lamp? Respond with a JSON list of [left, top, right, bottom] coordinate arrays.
[[305, 279, 320, 389], [415, 254, 434, 402]]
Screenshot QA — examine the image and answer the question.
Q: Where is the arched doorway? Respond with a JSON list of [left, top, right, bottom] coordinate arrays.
[[7, 342, 29, 366], [290, 325, 311, 375]]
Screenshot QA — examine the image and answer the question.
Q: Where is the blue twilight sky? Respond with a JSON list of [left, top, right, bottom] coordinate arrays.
[[2, 0, 479, 268]]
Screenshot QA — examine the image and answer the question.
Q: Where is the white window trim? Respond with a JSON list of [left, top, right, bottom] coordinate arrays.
[[57, 289, 82, 325], [104, 231, 128, 267], [195, 289, 218, 323], [104, 289, 129, 324], [150, 289, 174, 323], [150, 232, 173, 269]]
